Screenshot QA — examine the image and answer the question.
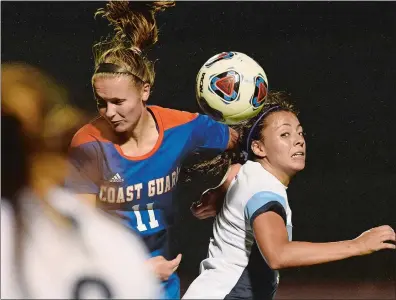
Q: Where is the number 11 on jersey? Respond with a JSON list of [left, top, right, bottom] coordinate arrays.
[[132, 203, 159, 232]]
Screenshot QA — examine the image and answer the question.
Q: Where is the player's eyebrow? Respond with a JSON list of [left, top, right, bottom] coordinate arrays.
[[276, 123, 302, 129], [104, 97, 126, 101], [95, 94, 126, 102], [276, 123, 291, 129]]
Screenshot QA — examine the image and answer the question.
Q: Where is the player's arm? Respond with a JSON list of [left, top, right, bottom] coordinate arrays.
[[209, 162, 241, 194], [191, 113, 240, 153], [253, 211, 395, 270], [191, 163, 241, 219], [146, 254, 182, 281], [226, 127, 239, 150], [188, 113, 241, 218]]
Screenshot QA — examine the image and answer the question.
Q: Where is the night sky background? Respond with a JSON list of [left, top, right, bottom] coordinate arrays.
[[2, 1, 395, 286]]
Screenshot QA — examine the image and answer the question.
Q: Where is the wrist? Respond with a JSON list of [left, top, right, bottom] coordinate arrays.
[[346, 239, 363, 257]]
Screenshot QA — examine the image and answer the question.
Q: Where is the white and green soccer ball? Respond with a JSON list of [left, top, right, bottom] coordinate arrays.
[[196, 51, 269, 125]]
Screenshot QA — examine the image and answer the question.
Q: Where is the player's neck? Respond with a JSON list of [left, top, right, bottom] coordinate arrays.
[[121, 108, 152, 139], [119, 108, 158, 155]]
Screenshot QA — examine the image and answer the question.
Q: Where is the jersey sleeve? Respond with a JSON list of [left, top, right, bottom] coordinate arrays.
[[244, 191, 287, 227], [190, 113, 230, 153], [64, 135, 101, 195]]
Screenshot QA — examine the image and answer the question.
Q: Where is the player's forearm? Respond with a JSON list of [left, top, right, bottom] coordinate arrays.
[[226, 127, 239, 150], [271, 240, 360, 269], [220, 163, 241, 188], [215, 163, 241, 196]]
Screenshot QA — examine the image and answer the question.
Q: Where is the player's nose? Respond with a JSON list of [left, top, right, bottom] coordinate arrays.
[[105, 103, 117, 119]]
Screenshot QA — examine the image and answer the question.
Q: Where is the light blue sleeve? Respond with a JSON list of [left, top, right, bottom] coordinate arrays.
[[244, 191, 287, 226]]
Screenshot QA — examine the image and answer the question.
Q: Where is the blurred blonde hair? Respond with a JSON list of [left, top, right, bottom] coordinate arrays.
[[1, 63, 87, 293], [2, 62, 87, 202], [2, 62, 85, 152]]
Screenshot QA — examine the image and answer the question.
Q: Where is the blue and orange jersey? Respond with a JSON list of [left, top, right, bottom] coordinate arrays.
[[65, 105, 229, 298]]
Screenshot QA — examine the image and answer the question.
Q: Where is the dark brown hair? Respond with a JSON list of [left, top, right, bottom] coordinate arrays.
[[244, 91, 299, 159]]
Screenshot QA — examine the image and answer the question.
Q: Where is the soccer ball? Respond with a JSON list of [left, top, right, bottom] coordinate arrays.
[[196, 51, 268, 125]]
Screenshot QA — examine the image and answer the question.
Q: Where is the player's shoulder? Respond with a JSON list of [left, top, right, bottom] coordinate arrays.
[[70, 116, 115, 148], [149, 105, 199, 131], [239, 161, 287, 198]]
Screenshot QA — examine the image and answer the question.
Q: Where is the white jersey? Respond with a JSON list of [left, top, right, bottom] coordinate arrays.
[[1, 187, 162, 299], [183, 161, 292, 299]]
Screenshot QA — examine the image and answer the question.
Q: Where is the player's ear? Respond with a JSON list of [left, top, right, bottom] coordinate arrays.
[[251, 140, 266, 158], [141, 83, 150, 102]]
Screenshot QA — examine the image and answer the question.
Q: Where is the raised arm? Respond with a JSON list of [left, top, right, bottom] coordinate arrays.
[[226, 127, 240, 150], [191, 163, 241, 219], [253, 211, 395, 270]]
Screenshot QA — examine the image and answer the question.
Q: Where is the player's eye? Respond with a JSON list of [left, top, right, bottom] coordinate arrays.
[[96, 98, 107, 109], [114, 99, 125, 105], [299, 131, 306, 137], [280, 132, 290, 137]]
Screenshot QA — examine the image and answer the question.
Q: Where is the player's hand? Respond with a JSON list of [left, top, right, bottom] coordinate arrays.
[[191, 188, 221, 220], [147, 254, 182, 281], [353, 225, 395, 255]]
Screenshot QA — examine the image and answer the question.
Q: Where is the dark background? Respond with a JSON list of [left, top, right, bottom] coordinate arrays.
[[2, 1, 395, 287]]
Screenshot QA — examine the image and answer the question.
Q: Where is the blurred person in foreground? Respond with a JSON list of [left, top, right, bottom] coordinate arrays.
[[1, 62, 161, 299]]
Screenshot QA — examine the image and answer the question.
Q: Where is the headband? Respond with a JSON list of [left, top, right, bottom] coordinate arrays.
[[94, 63, 144, 83], [244, 105, 281, 158]]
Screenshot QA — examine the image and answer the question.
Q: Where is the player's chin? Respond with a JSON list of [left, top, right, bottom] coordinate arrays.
[[112, 123, 128, 133], [290, 160, 306, 172]]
